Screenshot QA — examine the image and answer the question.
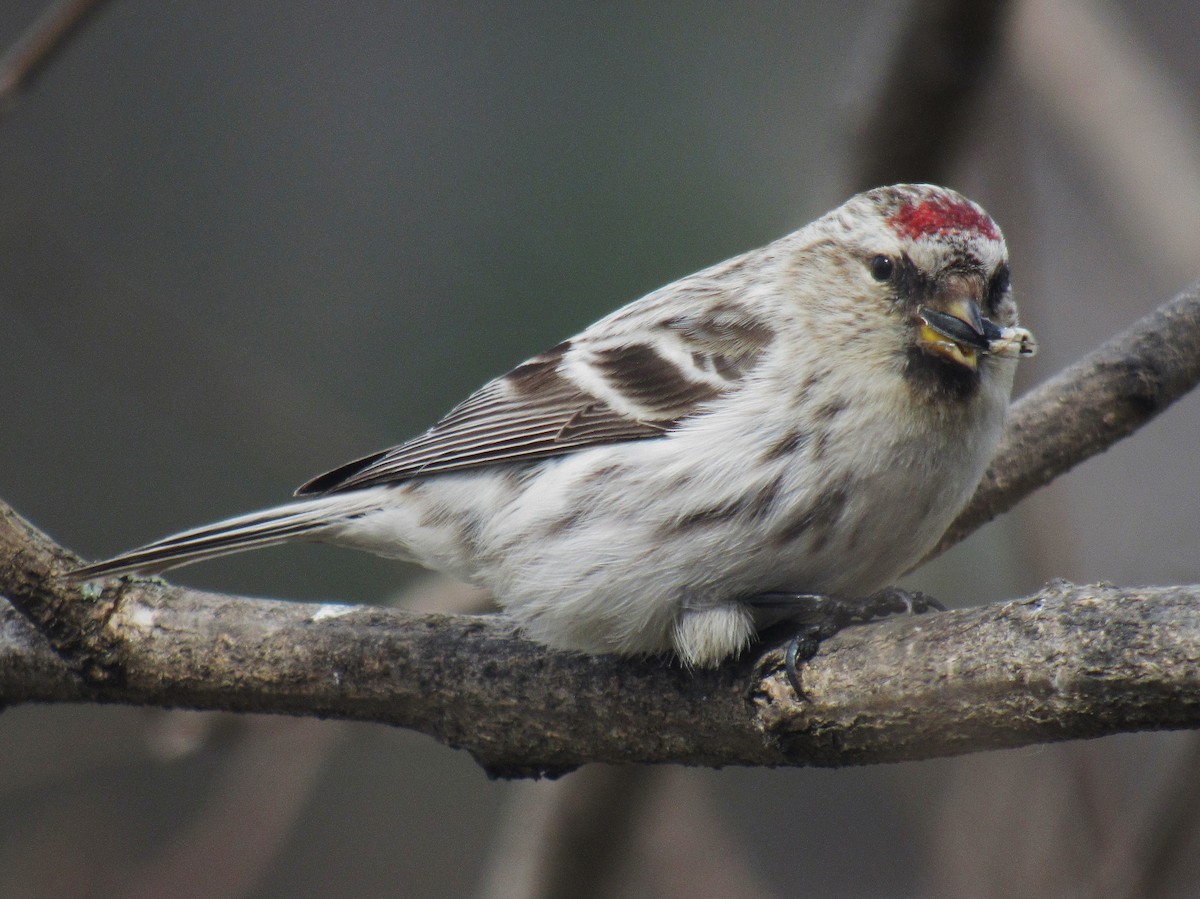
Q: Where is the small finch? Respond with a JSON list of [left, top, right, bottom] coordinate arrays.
[[75, 184, 1036, 667]]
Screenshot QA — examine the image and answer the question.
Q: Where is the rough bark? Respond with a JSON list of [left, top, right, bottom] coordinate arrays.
[[3, 521, 1200, 776]]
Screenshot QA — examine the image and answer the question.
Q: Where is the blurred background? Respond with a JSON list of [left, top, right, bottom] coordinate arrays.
[[1, 0, 1198, 896]]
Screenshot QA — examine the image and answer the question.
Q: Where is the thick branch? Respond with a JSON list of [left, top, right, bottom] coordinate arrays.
[[3, 512, 1200, 774]]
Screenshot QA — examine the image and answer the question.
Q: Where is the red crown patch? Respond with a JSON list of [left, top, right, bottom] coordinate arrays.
[[889, 195, 999, 241]]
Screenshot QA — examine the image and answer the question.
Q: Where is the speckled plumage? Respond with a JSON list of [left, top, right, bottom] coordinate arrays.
[[75, 185, 1035, 667]]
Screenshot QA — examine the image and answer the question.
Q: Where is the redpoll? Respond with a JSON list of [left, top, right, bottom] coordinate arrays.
[[75, 184, 1036, 667]]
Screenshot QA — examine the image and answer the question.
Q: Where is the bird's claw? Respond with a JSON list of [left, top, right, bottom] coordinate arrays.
[[784, 623, 835, 698], [763, 587, 945, 698]]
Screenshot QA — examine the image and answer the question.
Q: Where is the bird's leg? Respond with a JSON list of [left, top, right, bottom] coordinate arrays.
[[747, 587, 945, 697]]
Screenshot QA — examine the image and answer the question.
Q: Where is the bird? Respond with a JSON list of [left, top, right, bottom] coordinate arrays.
[[74, 184, 1036, 668]]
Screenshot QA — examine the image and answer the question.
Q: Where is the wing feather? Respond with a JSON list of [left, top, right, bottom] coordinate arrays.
[[295, 352, 666, 495], [296, 301, 775, 496]]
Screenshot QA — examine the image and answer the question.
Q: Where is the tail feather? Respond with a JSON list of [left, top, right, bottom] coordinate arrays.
[[71, 497, 354, 580]]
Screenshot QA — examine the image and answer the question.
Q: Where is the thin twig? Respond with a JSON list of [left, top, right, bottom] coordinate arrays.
[[0, 0, 112, 108]]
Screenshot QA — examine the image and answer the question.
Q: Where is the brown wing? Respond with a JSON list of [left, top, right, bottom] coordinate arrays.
[[296, 302, 776, 496], [296, 344, 685, 495]]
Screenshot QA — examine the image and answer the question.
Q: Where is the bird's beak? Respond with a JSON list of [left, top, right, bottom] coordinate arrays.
[[914, 273, 997, 371]]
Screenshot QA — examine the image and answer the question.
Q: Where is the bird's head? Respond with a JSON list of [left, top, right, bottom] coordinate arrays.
[[802, 184, 1036, 401]]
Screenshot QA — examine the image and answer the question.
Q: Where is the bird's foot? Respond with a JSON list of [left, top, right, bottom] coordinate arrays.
[[749, 587, 945, 697]]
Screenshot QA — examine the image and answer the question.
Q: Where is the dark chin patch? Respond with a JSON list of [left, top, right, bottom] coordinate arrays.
[[903, 347, 981, 402]]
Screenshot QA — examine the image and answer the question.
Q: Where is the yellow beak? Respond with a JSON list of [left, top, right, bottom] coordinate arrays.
[[917, 296, 988, 371]]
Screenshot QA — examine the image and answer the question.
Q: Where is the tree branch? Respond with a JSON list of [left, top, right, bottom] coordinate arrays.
[[930, 279, 1200, 558], [2, 280, 1200, 776], [3, 519, 1200, 775]]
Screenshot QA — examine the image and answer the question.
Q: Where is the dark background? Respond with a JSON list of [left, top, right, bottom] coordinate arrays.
[[2, 1, 1198, 896]]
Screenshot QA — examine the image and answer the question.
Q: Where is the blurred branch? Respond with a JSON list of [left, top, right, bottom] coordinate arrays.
[[477, 765, 779, 899], [1011, 0, 1200, 283], [475, 766, 658, 899], [852, 0, 1013, 187], [0, 0, 111, 108], [1089, 735, 1200, 899], [2, 280, 1200, 776], [115, 717, 344, 899]]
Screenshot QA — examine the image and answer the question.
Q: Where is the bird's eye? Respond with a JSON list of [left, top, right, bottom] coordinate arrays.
[[869, 255, 895, 282], [991, 264, 1011, 295], [986, 263, 1011, 312]]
